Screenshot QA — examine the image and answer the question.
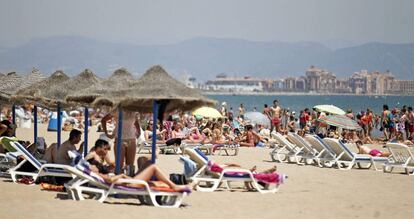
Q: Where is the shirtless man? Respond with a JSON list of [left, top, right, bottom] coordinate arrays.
[[271, 100, 282, 132]]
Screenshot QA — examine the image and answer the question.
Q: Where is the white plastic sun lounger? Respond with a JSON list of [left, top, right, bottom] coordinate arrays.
[[270, 132, 304, 164], [0, 137, 73, 183], [0, 151, 21, 176], [383, 143, 414, 175], [179, 142, 214, 155], [184, 148, 284, 194], [138, 141, 181, 154], [323, 138, 389, 170], [63, 163, 188, 208], [303, 135, 337, 167], [287, 133, 320, 165]]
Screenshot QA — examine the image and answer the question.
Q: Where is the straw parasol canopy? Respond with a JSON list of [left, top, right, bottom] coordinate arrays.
[[0, 90, 11, 105], [20, 68, 47, 90], [13, 70, 70, 107], [40, 69, 102, 108], [92, 65, 215, 112], [0, 72, 23, 95], [66, 68, 135, 106]]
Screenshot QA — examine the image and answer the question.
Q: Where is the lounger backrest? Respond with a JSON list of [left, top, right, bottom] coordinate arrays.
[[10, 140, 42, 169], [0, 136, 18, 152], [386, 143, 414, 165], [184, 148, 208, 168], [184, 148, 220, 178], [73, 161, 109, 189], [311, 135, 336, 156], [272, 132, 298, 152], [323, 138, 354, 161], [289, 133, 314, 153]]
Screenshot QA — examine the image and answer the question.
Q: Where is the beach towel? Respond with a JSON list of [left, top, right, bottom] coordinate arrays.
[[179, 156, 197, 177], [194, 148, 209, 161]]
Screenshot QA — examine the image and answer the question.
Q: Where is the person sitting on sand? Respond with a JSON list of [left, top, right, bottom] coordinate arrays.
[[238, 124, 263, 147], [85, 138, 115, 174], [355, 140, 390, 157]]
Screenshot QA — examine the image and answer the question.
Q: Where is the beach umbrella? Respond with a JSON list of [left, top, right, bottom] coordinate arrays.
[[65, 68, 136, 173], [114, 65, 215, 166], [19, 68, 47, 91], [13, 70, 70, 107], [65, 68, 134, 106], [46, 69, 101, 155], [318, 115, 361, 130], [68, 65, 215, 172], [192, 106, 222, 118], [0, 72, 25, 125], [13, 70, 70, 147], [314, 104, 346, 115], [244, 111, 271, 128], [0, 72, 23, 95]]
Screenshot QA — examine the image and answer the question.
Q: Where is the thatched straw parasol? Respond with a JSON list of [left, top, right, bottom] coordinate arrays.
[[13, 70, 70, 107], [40, 69, 102, 108], [66, 68, 135, 106], [92, 65, 215, 112], [0, 72, 23, 95], [20, 68, 47, 90], [0, 90, 11, 105]]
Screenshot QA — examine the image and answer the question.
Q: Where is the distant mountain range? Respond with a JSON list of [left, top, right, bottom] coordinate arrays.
[[0, 36, 413, 81]]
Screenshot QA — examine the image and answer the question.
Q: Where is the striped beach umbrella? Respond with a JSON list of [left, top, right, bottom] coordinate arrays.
[[314, 104, 346, 115], [318, 115, 361, 130]]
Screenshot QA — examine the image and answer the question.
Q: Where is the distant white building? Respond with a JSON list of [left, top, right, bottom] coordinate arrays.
[[205, 74, 264, 92]]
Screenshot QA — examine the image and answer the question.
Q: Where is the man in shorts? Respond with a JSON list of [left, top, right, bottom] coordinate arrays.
[[271, 100, 281, 132]]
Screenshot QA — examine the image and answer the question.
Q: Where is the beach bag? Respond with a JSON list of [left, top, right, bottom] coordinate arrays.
[[169, 173, 187, 185]]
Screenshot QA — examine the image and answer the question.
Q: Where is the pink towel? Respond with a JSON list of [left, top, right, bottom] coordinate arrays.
[[207, 161, 285, 184]]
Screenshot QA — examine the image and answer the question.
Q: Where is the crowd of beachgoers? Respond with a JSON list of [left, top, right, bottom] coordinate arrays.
[[0, 99, 413, 207]]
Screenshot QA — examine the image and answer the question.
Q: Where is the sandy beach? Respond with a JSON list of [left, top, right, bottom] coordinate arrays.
[[1, 124, 413, 219]]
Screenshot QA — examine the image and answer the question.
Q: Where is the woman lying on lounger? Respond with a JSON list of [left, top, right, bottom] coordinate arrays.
[[86, 145, 189, 192]]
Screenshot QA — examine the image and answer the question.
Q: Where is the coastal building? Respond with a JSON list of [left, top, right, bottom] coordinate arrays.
[[391, 80, 414, 94], [335, 78, 352, 93], [305, 66, 336, 93], [201, 67, 407, 95], [205, 74, 265, 92], [349, 70, 394, 94]]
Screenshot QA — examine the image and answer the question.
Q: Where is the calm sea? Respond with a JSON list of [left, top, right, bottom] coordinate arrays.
[[207, 94, 414, 115]]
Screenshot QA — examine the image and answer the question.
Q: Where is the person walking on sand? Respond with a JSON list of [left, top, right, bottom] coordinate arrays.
[[271, 100, 282, 132]]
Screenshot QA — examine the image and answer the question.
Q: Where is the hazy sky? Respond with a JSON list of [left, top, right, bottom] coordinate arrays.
[[0, 0, 413, 46]]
